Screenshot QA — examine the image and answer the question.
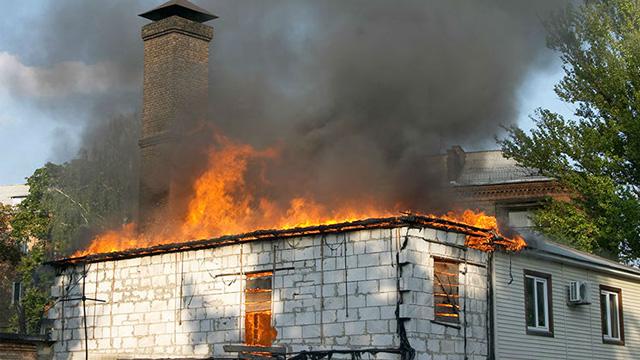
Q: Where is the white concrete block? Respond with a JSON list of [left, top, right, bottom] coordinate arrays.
[[428, 339, 440, 352], [366, 266, 392, 280], [302, 325, 321, 338], [349, 335, 371, 346], [343, 320, 365, 336], [325, 270, 345, 283], [324, 296, 346, 310], [347, 294, 366, 308], [366, 293, 390, 307], [366, 320, 388, 333], [358, 307, 380, 320], [323, 322, 344, 337], [348, 268, 366, 281], [358, 280, 378, 294], [358, 254, 380, 267], [372, 334, 394, 346], [281, 326, 303, 339]]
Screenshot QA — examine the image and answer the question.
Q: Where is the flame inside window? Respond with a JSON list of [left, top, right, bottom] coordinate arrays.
[[433, 259, 460, 323], [245, 271, 277, 346]]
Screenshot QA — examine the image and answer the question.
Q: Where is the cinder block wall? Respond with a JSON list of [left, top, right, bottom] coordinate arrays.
[[400, 228, 489, 360], [48, 227, 488, 359]]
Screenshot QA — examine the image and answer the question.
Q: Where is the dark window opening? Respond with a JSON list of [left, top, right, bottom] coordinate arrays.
[[433, 259, 460, 323], [11, 282, 21, 305]]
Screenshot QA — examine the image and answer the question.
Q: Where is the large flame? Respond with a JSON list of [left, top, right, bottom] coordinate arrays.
[[442, 209, 526, 252], [73, 134, 524, 257]]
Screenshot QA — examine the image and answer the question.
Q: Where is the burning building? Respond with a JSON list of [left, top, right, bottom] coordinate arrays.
[[49, 216, 508, 359], [43, 1, 640, 359]]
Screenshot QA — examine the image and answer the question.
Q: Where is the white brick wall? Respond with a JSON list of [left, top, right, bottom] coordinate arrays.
[[399, 227, 489, 360], [49, 226, 488, 359]]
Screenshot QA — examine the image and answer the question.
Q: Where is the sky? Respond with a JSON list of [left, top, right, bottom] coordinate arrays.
[[0, 1, 575, 185]]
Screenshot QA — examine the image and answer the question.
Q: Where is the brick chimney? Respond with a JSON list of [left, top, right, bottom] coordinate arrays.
[[446, 145, 466, 183], [138, 0, 216, 230]]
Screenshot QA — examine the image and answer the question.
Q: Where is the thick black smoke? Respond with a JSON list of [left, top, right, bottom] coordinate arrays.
[[11, 0, 566, 238], [205, 0, 566, 210]]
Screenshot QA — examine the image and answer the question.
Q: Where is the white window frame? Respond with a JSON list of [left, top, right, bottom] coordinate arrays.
[[525, 274, 550, 332], [601, 289, 622, 342]]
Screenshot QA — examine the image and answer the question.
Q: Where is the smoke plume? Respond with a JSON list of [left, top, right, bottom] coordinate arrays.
[[9, 0, 566, 247]]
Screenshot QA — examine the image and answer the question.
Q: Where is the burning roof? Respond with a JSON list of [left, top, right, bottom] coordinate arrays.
[[48, 214, 525, 267]]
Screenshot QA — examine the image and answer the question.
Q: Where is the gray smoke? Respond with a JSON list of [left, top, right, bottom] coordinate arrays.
[[11, 0, 565, 229], [205, 0, 565, 210]]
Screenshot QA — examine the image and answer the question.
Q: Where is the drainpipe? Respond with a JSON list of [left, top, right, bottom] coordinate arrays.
[[487, 252, 495, 360]]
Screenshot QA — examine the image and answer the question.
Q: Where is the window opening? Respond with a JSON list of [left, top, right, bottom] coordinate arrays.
[[245, 271, 277, 346], [434, 259, 460, 323]]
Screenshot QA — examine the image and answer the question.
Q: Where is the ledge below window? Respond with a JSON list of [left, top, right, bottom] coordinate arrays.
[[526, 327, 554, 337], [603, 336, 624, 346]]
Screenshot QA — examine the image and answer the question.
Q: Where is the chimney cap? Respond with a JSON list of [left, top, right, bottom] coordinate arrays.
[[139, 0, 218, 23]]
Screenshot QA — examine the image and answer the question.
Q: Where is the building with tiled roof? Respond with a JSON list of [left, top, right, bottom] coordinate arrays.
[[444, 146, 570, 228]]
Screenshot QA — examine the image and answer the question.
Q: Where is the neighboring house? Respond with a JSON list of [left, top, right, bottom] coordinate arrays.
[[493, 234, 640, 359], [446, 147, 640, 359], [0, 332, 53, 360], [0, 184, 29, 333], [445, 146, 570, 227]]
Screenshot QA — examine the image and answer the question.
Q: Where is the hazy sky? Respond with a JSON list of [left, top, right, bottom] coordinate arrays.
[[0, 0, 574, 185]]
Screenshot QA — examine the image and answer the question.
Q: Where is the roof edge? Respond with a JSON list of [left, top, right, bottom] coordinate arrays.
[[48, 215, 495, 267], [0, 332, 53, 344], [139, 0, 217, 23], [525, 248, 640, 280], [523, 234, 640, 277]]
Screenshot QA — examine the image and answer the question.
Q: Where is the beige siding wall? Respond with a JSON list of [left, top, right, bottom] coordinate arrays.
[[493, 251, 640, 359]]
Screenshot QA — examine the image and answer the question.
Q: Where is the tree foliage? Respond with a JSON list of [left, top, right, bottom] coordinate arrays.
[[0, 204, 20, 265], [3, 163, 59, 334], [499, 0, 640, 261], [1, 114, 138, 334], [45, 114, 139, 253]]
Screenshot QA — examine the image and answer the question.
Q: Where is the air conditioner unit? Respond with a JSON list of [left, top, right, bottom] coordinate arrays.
[[568, 280, 589, 305]]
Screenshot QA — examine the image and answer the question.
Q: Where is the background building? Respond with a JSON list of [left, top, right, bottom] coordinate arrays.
[[0, 184, 29, 333], [0, 184, 29, 207]]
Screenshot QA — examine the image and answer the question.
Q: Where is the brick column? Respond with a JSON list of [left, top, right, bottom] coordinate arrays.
[[138, 13, 214, 231]]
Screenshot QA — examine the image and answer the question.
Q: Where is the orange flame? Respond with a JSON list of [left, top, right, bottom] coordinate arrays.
[[73, 134, 525, 257], [442, 209, 526, 251]]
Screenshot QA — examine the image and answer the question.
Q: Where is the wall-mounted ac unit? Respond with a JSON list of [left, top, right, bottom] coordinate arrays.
[[568, 280, 590, 305]]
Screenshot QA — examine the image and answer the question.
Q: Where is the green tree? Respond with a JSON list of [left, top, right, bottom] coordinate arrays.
[[0, 204, 22, 331], [11, 167, 53, 242], [3, 114, 138, 334], [46, 114, 139, 252], [0, 204, 19, 265], [7, 166, 56, 334], [499, 0, 640, 261]]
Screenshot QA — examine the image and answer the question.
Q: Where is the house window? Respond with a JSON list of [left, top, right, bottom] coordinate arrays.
[[600, 285, 624, 345], [19, 241, 28, 254], [524, 270, 553, 336], [508, 210, 534, 228], [245, 271, 276, 346], [11, 282, 21, 305], [433, 259, 460, 323]]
